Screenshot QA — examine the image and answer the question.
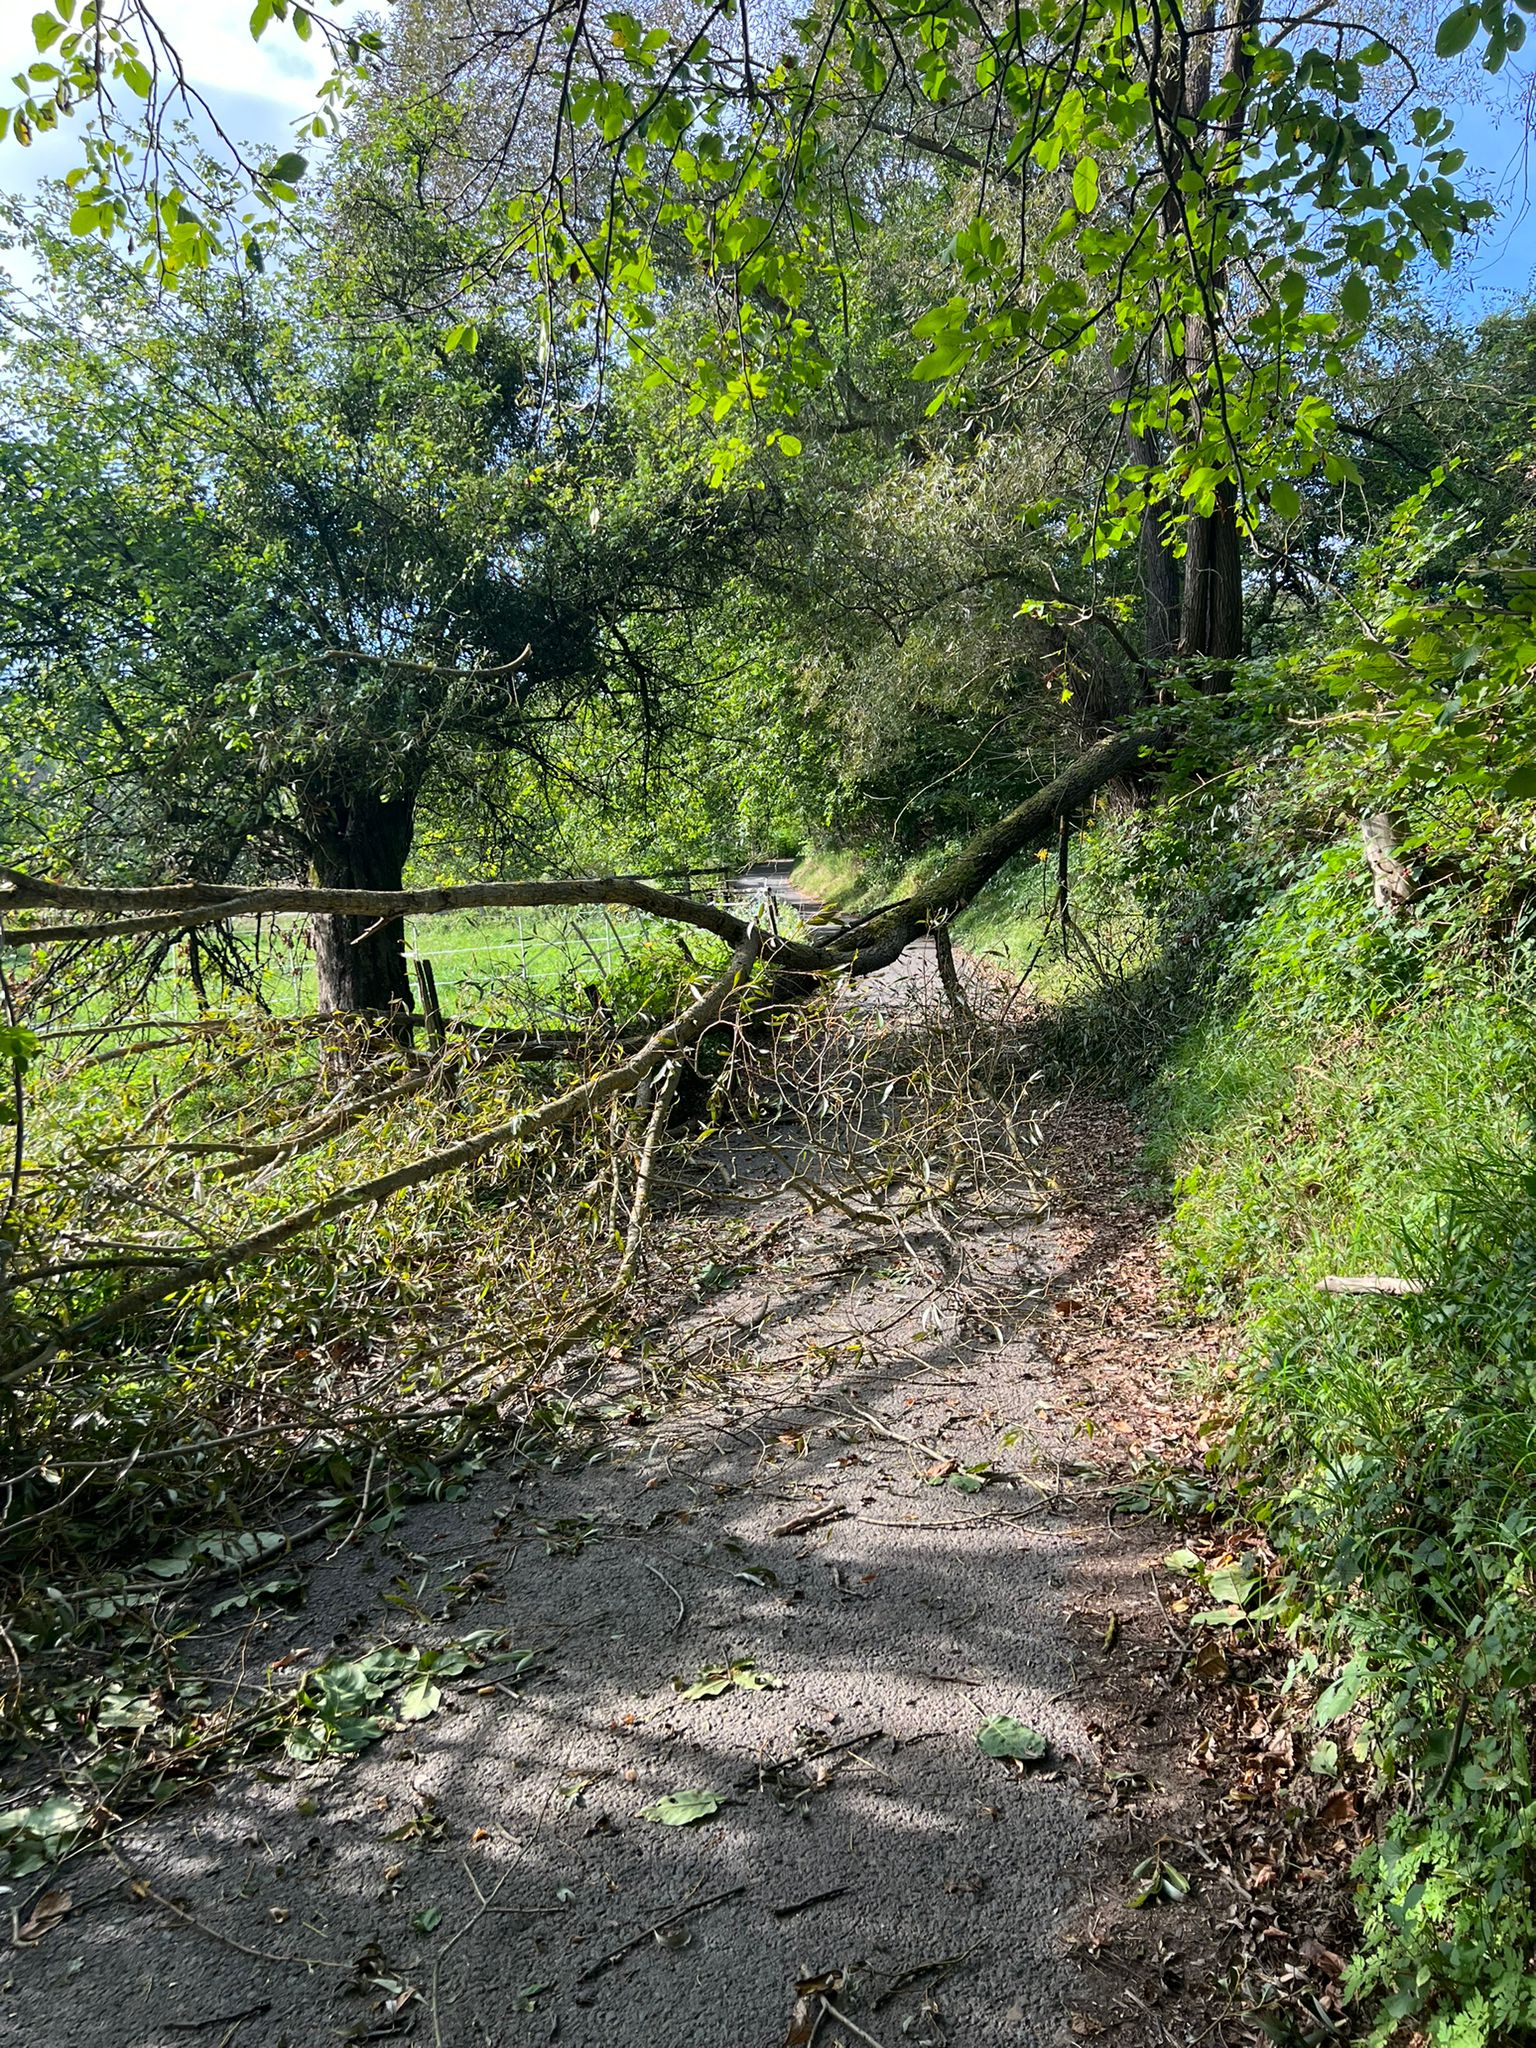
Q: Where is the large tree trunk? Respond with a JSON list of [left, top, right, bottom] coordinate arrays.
[[297, 779, 418, 1023], [1142, 507, 1182, 665], [1179, 478, 1243, 669]]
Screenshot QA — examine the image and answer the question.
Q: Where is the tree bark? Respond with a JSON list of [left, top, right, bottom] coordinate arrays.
[[1141, 495, 1182, 666], [296, 780, 419, 1022], [1179, 477, 1244, 669]]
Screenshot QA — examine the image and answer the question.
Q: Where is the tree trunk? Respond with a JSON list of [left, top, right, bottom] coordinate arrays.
[[1141, 493, 1182, 665], [1179, 478, 1243, 670], [298, 780, 419, 1024]]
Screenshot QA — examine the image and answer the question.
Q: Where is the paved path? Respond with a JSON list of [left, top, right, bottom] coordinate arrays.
[[2, 941, 1105, 2048]]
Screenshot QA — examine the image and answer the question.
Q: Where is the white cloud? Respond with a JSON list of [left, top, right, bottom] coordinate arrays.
[[0, 1, 370, 199], [0, 1, 361, 112]]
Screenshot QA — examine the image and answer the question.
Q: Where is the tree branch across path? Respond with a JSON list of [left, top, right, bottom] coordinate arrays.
[[0, 724, 1157, 975], [2, 727, 1156, 1369], [8, 934, 762, 1374]]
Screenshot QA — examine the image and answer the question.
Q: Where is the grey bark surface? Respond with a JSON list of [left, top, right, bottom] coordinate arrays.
[[1360, 813, 1414, 913]]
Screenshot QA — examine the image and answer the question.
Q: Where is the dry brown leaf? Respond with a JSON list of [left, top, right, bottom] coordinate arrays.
[[16, 1889, 72, 1943], [784, 1969, 845, 2047], [1193, 1641, 1229, 1683], [1301, 1939, 1347, 1979]]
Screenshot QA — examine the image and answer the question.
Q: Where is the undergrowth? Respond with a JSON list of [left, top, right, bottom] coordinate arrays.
[[0, 912, 729, 1868], [1089, 808, 1536, 2043], [0, 908, 1045, 1902]]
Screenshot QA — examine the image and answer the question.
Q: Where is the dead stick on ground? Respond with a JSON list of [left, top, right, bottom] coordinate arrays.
[[642, 1557, 687, 1631], [740, 1729, 885, 1788], [616, 1056, 684, 1288], [773, 1504, 848, 1538], [820, 1997, 892, 2048], [575, 1882, 751, 1983], [870, 1943, 980, 2008], [104, 1845, 354, 1973]]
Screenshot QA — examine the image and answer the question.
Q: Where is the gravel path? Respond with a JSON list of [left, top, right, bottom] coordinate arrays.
[[1, 948, 1111, 2048]]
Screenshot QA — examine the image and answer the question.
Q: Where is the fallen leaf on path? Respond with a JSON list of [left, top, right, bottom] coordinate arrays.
[[976, 1716, 1048, 1762], [638, 1788, 725, 1826], [16, 1888, 71, 1942], [677, 1657, 784, 1700], [784, 1970, 845, 2047], [1126, 1855, 1191, 1907], [397, 1677, 442, 1723]]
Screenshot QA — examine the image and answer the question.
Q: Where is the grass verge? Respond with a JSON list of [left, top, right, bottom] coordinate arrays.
[[1130, 845, 1536, 2046]]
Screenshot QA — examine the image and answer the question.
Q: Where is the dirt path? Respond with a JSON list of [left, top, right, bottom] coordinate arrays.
[[1, 947, 1204, 2048]]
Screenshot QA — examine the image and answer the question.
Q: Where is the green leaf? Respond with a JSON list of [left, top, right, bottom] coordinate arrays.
[[976, 1715, 1048, 1761], [0, 1795, 89, 1876], [1204, 1562, 1258, 1608], [1339, 273, 1372, 324], [1270, 479, 1302, 521], [638, 1788, 726, 1825], [678, 1657, 782, 1699], [413, 1905, 443, 1934], [1435, 3, 1481, 52], [266, 151, 307, 185], [1072, 155, 1100, 214], [776, 433, 802, 457], [32, 13, 65, 52], [1316, 1655, 1371, 1726], [397, 1677, 443, 1722]]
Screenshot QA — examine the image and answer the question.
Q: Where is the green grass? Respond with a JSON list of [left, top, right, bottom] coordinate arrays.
[[401, 907, 636, 1020], [24, 905, 652, 1033], [1126, 850, 1536, 2047], [1155, 990, 1529, 1316]]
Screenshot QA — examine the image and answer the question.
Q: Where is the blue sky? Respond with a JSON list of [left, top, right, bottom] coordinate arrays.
[[1440, 77, 1535, 306], [0, 1, 1532, 313], [0, 0, 351, 261]]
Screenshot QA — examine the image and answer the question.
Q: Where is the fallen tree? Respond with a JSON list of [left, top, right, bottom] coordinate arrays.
[[0, 725, 1153, 970], [1, 724, 1157, 1370]]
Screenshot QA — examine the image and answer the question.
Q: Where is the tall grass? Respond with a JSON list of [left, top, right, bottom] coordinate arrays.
[[1141, 850, 1536, 2046]]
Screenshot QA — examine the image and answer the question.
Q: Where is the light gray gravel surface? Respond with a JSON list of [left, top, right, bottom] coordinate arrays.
[[2, 956, 1104, 2048]]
